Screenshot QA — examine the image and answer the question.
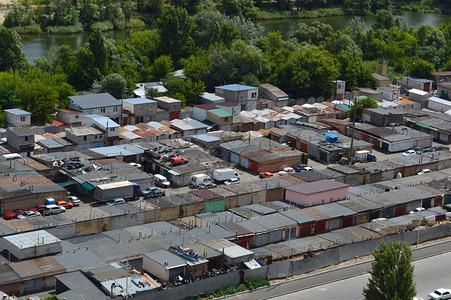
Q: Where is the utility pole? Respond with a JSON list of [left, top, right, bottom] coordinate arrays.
[[348, 96, 357, 165]]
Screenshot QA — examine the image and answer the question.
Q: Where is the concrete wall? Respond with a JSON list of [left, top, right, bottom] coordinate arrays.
[[285, 187, 348, 207]]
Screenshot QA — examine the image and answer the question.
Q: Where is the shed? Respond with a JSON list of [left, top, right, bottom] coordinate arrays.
[[0, 230, 61, 260], [143, 250, 186, 281]]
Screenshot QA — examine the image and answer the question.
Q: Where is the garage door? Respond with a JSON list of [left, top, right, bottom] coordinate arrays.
[[231, 153, 239, 164], [313, 221, 326, 233], [328, 219, 340, 230], [299, 223, 312, 236], [394, 205, 406, 216], [434, 197, 443, 206], [269, 230, 282, 243], [342, 217, 353, 228], [240, 157, 249, 169], [255, 234, 268, 247]]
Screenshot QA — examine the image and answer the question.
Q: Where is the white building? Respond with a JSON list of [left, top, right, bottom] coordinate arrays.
[[4, 108, 31, 127]]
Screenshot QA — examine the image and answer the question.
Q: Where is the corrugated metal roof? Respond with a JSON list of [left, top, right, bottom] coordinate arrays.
[[216, 84, 257, 91], [310, 202, 356, 218], [84, 114, 120, 128], [252, 213, 297, 229], [70, 93, 120, 109], [220, 222, 252, 236], [209, 109, 233, 118], [144, 249, 186, 268], [54, 249, 105, 272], [123, 98, 156, 104], [4, 108, 31, 115], [285, 180, 349, 195], [279, 209, 314, 224]]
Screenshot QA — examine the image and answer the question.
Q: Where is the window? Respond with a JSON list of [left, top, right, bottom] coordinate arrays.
[[100, 108, 106, 113], [239, 95, 244, 100], [113, 107, 118, 112], [224, 117, 229, 122], [138, 106, 142, 111], [110, 128, 115, 132], [99, 135, 102, 139], [20, 117, 26, 122], [75, 115, 79, 119], [25, 136, 29, 142], [251, 92, 257, 98], [83, 136, 88, 141]]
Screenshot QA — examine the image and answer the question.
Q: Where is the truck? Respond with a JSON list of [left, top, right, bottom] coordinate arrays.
[[355, 150, 377, 162], [212, 168, 240, 182], [191, 174, 213, 186], [94, 181, 141, 202]]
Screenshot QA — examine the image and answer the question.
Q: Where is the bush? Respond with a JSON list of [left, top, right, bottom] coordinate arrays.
[[46, 25, 84, 34], [12, 24, 42, 34], [125, 18, 145, 28], [90, 21, 114, 31]]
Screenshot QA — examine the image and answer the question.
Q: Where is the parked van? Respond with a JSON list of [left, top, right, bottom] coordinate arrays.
[[0, 153, 22, 161], [154, 174, 170, 188]]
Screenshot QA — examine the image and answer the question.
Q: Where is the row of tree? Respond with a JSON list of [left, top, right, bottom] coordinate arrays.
[[0, 6, 449, 124]]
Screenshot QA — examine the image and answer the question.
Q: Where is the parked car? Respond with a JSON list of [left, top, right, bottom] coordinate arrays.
[[403, 150, 417, 156], [141, 187, 166, 198], [105, 198, 126, 206], [29, 205, 46, 214], [294, 164, 308, 172], [3, 208, 28, 220], [411, 146, 426, 154], [409, 207, 425, 214], [197, 182, 217, 189], [259, 172, 273, 178], [427, 146, 446, 152], [17, 211, 41, 219], [371, 217, 388, 222], [428, 288, 451, 300], [57, 201, 74, 209], [417, 169, 431, 175], [224, 178, 240, 185], [66, 196, 80, 206], [43, 205, 66, 215]]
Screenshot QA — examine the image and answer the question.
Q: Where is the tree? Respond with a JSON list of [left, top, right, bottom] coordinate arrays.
[[0, 28, 29, 72], [270, 47, 339, 99], [165, 77, 205, 107], [410, 59, 435, 79], [157, 7, 194, 63], [292, 21, 333, 46], [92, 73, 127, 99], [150, 55, 174, 80], [363, 241, 416, 300], [372, 10, 395, 30], [348, 96, 379, 121], [88, 30, 107, 74], [344, 0, 371, 15]]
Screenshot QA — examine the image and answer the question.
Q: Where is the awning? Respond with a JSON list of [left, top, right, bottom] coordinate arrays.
[[57, 180, 78, 188], [416, 123, 429, 128], [82, 182, 95, 190]]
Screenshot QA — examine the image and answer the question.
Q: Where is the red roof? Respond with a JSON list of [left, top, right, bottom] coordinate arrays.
[[52, 120, 66, 127], [194, 104, 217, 110], [190, 189, 224, 201], [216, 102, 239, 107]]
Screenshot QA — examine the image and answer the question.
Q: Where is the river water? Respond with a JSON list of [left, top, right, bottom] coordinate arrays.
[[20, 11, 450, 62]]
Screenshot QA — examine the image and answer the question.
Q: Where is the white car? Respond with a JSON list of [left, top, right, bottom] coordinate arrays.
[[371, 217, 388, 222], [409, 207, 425, 214], [105, 198, 126, 206], [428, 288, 451, 300], [224, 178, 240, 185], [418, 169, 431, 175], [43, 204, 66, 215], [403, 150, 417, 156], [67, 196, 81, 206], [17, 211, 41, 219]]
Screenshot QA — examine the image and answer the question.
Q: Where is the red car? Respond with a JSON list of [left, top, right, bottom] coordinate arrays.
[[259, 172, 274, 178], [4, 208, 28, 220], [29, 205, 46, 214]]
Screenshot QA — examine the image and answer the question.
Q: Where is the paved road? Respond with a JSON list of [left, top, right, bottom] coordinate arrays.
[[230, 240, 451, 300]]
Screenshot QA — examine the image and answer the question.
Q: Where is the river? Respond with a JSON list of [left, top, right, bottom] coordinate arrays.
[[20, 11, 450, 62]]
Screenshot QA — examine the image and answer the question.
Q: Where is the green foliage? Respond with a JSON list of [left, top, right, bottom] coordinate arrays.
[[292, 21, 333, 45], [165, 77, 205, 107], [410, 58, 435, 79], [92, 73, 127, 99], [344, 0, 371, 15], [102, 222, 109, 232], [46, 25, 84, 34], [270, 47, 339, 99], [90, 21, 114, 31], [151, 55, 174, 80], [348, 97, 379, 122], [219, 0, 256, 18], [0, 28, 29, 72], [8, 24, 43, 34], [179, 205, 184, 218], [199, 279, 269, 299], [125, 19, 145, 28], [363, 241, 416, 300]]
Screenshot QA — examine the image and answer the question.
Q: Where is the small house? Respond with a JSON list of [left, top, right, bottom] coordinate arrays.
[[215, 84, 258, 111], [260, 83, 290, 106], [69, 93, 121, 122], [143, 250, 186, 281], [4, 109, 31, 127], [122, 98, 157, 125]]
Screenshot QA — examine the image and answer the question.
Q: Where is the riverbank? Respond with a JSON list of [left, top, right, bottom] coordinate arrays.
[[253, 7, 344, 20]]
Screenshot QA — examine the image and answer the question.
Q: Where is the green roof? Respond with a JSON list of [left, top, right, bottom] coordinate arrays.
[[416, 123, 429, 128], [209, 109, 233, 118]]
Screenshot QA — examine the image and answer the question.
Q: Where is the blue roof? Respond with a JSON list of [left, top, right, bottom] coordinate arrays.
[[38, 139, 64, 149], [189, 134, 221, 142], [216, 84, 257, 91], [84, 114, 120, 127], [4, 108, 31, 115], [123, 98, 156, 104]]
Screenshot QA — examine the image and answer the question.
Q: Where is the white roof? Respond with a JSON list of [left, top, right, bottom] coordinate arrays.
[[123, 125, 140, 131], [301, 104, 316, 108], [120, 131, 142, 140], [147, 121, 165, 129], [408, 88, 428, 96], [282, 106, 295, 112], [429, 96, 451, 106], [240, 111, 257, 118], [3, 230, 60, 249], [223, 245, 253, 259], [84, 114, 120, 128]]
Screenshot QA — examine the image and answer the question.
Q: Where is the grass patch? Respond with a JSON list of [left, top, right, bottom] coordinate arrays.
[[188, 279, 270, 300], [11, 24, 42, 34], [46, 24, 84, 34], [253, 7, 344, 20], [90, 20, 114, 31], [125, 18, 145, 28]]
